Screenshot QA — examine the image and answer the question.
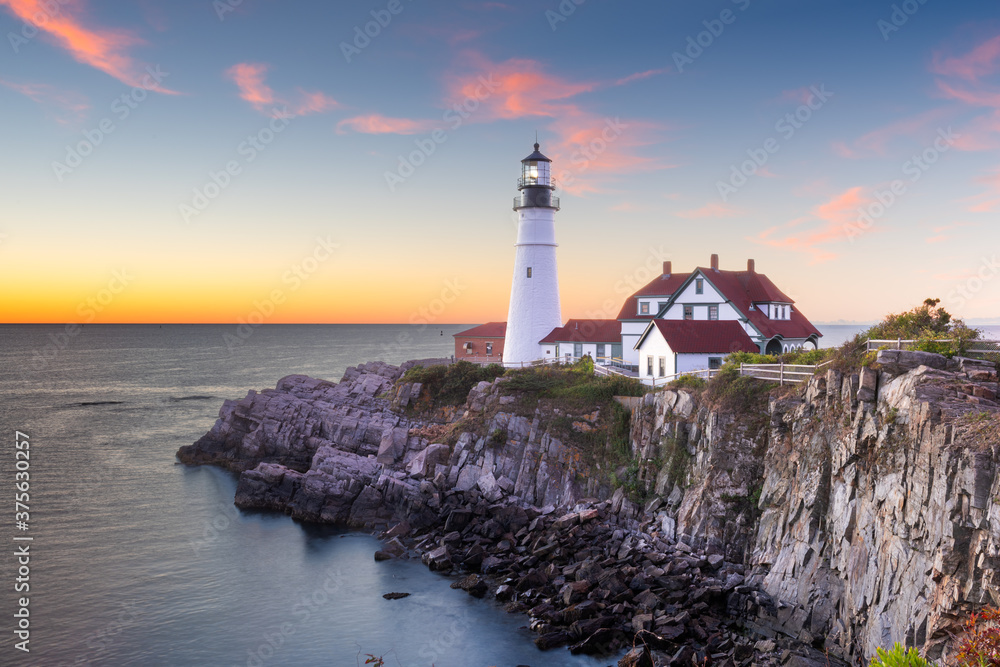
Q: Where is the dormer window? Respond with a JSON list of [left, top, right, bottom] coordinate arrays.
[[640, 302, 649, 315]]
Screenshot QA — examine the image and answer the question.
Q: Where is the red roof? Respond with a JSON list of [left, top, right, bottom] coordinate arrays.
[[643, 320, 758, 354], [615, 272, 691, 320], [453, 322, 506, 338], [695, 268, 821, 340], [539, 319, 621, 344]]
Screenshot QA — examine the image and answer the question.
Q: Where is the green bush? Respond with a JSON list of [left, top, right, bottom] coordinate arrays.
[[668, 374, 707, 390], [401, 361, 506, 406], [868, 642, 933, 667]]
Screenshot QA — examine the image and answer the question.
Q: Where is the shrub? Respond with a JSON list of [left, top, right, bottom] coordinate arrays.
[[401, 361, 505, 406], [668, 374, 707, 391], [868, 642, 933, 667], [953, 606, 1000, 667]]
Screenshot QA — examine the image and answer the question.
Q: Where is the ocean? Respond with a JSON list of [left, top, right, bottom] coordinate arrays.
[[1, 322, 992, 666]]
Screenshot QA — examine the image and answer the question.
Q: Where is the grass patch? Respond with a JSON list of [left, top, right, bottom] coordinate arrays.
[[400, 360, 506, 408]]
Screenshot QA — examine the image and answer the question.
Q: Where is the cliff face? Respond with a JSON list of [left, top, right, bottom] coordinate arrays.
[[636, 351, 1000, 662], [179, 350, 1000, 663], [177, 360, 602, 528]]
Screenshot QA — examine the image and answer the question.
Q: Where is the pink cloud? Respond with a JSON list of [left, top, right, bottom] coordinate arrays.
[[615, 69, 668, 86], [832, 108, 951, 158], [226, 63, 339, 118], [0, 79, 89, 124], [676, 203, 743, 219], [227, 63, 275, 112], [0, 0, 173, 92], [336, 114, 437, 135], [751, 187, 875, 263], [931, 34, 1000, 81], [932, 35, 1000, 208]]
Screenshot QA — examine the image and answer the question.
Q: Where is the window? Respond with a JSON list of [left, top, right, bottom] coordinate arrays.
[[708, 357, 722, 370], [683, 305, 694, 320], [658, 357, 665, 377], [695, 279, 704, 295], [574, 343, 583, 358], [486, 342, 493, 355], [657, 301, 667, 314], [708, 305, 718, 320], [464, 342, 473, 355], [596, 343, 606, 359], [647, 356, 653, 376], [526, 267, 532, 278], [640, 302, 649, 315]]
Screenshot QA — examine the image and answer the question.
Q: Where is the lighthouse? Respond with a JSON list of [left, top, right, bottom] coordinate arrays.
[[502, 143, 563, 364]]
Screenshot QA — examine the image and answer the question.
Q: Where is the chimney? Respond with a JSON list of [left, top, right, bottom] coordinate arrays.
[[747, 258, 755, 273], [662, 261, 671, 277], [711, 254, 719, 272]]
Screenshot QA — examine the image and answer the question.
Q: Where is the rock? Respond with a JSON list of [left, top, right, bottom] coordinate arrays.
[[373, 551, 392, 561], [382, 592, 410, 600], [534, 631, 570, 650], [619, 646, 654, 667], [857, 367, 878, 402], [407, 443, 451, 478]]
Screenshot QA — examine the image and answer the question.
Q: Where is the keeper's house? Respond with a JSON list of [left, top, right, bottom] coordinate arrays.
[[619, 254, 822, 367]]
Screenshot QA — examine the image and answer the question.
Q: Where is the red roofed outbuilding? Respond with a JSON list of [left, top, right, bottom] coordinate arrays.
[[453, 322, 506, 361], [634, 319, 757, 380]]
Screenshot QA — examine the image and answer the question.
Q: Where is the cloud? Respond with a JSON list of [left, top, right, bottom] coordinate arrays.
[[676, 203, 743, 219], [751, 187, 874, 263], [227, 63, 275, 112], [931, 34, 1000, 82], [831, 108, 951, 158], [931, 34, 1000, 209], [336, 114, 438, 135], [0, 79, 89, 124], [226, 63, 339, 117], [615, 69, 668, 86], [0, 0, 172, 91]]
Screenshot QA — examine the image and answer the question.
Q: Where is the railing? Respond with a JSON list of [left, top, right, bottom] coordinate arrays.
[[865, 338, 1000, 354], [517, 176, 557, 189], [513, 194, 560, 210], [738, 359, 834, 386]]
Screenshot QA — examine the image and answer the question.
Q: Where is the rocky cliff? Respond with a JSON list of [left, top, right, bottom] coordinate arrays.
[[178, 350, 1000, 664], [634, 351, 1000, 663]]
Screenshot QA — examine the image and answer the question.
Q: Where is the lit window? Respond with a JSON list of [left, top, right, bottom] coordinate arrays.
[[683, 305, 693, 320], [695, 279, 704, 295], [527, 267, 532, 278], [708, 305, 718, 320], [640, 302, 649, 315]]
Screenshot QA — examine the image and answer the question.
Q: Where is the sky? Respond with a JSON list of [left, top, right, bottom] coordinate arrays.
[[1, 0, 999, 325]]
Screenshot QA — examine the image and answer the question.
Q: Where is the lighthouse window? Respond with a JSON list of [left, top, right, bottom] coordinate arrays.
[[526, 267, 532, 278]]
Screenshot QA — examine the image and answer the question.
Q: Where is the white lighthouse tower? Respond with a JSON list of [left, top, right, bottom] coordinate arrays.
[[502, 143, 563, 364]]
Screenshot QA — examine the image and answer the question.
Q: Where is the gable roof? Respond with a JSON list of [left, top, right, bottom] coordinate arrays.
[[615, 272, 692, 320], [453, 322, 506, 338], [636, 320, 758, 354], [689, 268, 821, 340], [539, 319, 621, 344]]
